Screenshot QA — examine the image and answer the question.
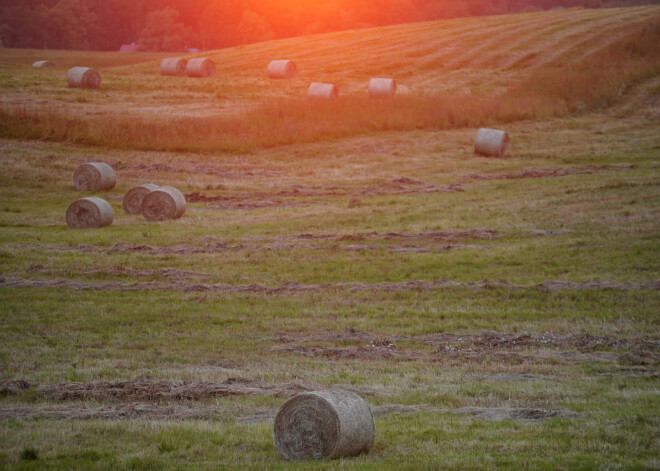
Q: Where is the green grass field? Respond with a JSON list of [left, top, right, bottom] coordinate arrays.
[[1, 6, 659, 470]]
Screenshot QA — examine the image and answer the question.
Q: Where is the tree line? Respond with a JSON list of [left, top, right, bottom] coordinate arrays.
[[0, 0, 654, 51]]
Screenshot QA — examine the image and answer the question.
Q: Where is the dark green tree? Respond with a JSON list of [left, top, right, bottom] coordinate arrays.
[[137, 7, 192, 51], [46, 0, 95, 49], [237, 10, 274, 44]]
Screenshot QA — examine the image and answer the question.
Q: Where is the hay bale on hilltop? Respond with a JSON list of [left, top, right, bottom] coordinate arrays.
[[73, 162, 116, 191], [475, 128, 510, 157], [141, 186, 186, 221], [160, 58, 187, 76], [123, 183, 159, 215], [274, 390, 375, 460], [369, 78, 396, 98], [66, 197, 114, 229], [308, 82, 338, 99], [267, 60, 297, 79], [67, 67, 101, 89], [33, 60, 55, 68], [186, 58, 216, 78]]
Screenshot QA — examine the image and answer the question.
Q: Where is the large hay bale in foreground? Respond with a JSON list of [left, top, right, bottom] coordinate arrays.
[[73, 162, 116, 191], [274, 390, 375, 460], [123, 183, 159, 215], [33, 60, 55, 68], [67, 67, 101, 89], [368, 78, 396, 98], [186, 58, 216, 78], [308, 82, 338, 99], [160, 58, 187, 76], [474, 128, 510, 157], [66, 197, 114, 229], [141, 186, 186, 221], [267, 60, 297, 79]]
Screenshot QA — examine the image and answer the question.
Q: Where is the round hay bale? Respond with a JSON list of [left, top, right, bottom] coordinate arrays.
[[368, 78, 396, 98], [160, 58, 188, 76], [274, 390, 375, 460], [186, 58, 216, 78], [267, 60, 297, 79], [475, 128, 510, 157], [308, 82, 338, 99], [141, 186, 186, 221], [33, 60, 55, 68], [66, 197, 114, 229], [67, 67, 101, 89], [122, 183, 159, 215], [73, 162, 116, 191]]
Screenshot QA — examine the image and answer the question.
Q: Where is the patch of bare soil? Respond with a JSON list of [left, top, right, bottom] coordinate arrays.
[[271, 329, 659, 364], [0, 402, 581, 423], [276, 229, 498, 242], [0, 379, 385, 422], [184, 179, 463, 208], [418, 331, 660, 351], [186, 193, 313, 211], [432, 349, 627, 365], [0, 379, 30, 396], [464, 164, 635, 181], [2, 277, 658, 294], [336, 243, 483, 254], [21, 230, 496, 257], [25, 229, 494, 256], [32, 378, 323, 402], [271, 344, 654, 365], [102, 160, 282, 180], [455, 407, 582, 422], [0, 403, 220, 421], [22, 265, 213, 281], [102, 241, 479, 255]]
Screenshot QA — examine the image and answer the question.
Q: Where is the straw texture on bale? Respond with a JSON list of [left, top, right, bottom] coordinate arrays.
[[186, 58, 216, 78], [33, 60, 55, 68], [123, 183, 159, 215], [160, 58, 187, 76], [73, 162, 116, 191], [274, 390, 375, 460], [67, 67, 101, 89], [267, 60, 297, 79], [369, 78, 397, 97], [475, 128, 510, 157], [141, 186, 186, 221], [308, 82, 338, 99], [66, 197, 114, 229]]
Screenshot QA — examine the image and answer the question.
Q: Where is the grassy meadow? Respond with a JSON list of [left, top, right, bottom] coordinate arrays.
[[1, 5, 659, 470]]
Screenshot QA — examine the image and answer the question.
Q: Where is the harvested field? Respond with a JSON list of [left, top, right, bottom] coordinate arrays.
[[0, 402, 583, 424], [464, 164, 637, 181], [1, 6, 659, 471], [454, 407, 582, 422], [271, 330, 659, 364], [30, 378, 323, 401], [2, 276, 658, 294]]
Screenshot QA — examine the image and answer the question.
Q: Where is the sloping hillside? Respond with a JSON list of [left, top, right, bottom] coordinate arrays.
[[189, 5, 660, 97], [0, 6, 658, 151]]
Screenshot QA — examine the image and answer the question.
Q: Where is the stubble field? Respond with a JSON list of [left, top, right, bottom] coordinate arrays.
[[0, 6, 659, 470]]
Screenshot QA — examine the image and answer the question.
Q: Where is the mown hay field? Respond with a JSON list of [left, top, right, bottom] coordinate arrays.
[[0, 6, 659, 470]]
